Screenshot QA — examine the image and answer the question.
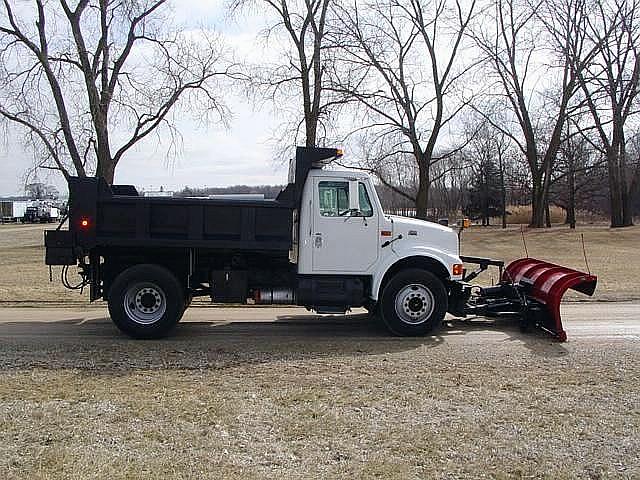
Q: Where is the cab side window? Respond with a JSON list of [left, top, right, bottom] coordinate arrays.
[[358, 183, 374, 217], [318, 180, 375, 217], [318, 181, 349, 216]]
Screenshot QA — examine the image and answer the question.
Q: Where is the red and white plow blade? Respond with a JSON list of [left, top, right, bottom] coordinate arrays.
[[502, 258, 598, 342]]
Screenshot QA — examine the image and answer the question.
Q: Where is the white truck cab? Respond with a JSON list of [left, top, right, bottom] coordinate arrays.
[[297, 167, 463, 293], [277, 151, 465, 335]]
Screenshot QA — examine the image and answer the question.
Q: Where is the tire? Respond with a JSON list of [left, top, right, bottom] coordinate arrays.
[[184, 294, 193, 311], [364, 300, 378, 315], [108, 264, 185, 339], [179, 294, 192, 320], [379, 268, 448, 336]]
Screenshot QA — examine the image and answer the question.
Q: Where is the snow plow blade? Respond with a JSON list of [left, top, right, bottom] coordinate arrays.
[[502, 258, 597, 341]]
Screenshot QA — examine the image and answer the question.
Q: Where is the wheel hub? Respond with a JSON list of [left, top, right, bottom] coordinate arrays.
[[124, 283, 167, 325], [408, 297, 424, 312], [140, 292, 157, 309], [394, 283, 435, 325]]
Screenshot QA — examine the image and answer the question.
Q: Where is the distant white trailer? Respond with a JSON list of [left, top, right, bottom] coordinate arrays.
[[47, 206, 60, 221], [143, 190, 174, 197], [13, 201, 29, 220], [0, 200, 30, 222]]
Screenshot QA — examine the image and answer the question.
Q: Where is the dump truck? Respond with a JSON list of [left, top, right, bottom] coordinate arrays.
[[22, 202, 60, 223], [44, 147, 597, 340]]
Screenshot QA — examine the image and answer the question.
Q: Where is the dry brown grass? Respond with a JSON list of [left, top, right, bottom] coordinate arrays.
[[0, 328, 638, 479], [499, 205, 567, 224], [461, 224, 640, 301], [0, 224, 84, 305]]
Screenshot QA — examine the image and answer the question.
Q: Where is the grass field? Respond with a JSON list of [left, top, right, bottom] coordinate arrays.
[[0, 317, 639, 479], [0, 223, 81, 305], [459, 223, 640, 301], [1, 222, 638, 304]]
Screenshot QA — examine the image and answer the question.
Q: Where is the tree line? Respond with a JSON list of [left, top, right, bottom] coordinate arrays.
[[1, 0, 638, 227]]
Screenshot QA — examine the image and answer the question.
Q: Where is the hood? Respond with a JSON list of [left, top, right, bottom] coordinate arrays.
[[387, 215, 459, 255]]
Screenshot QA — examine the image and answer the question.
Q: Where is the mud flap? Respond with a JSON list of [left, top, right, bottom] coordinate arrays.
[[502, 258, 598, 341]]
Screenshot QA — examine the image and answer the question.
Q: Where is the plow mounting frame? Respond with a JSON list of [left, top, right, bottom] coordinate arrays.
[[456, 257, 597, 341]]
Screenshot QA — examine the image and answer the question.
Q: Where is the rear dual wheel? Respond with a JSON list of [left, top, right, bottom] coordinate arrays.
[[380, 269, 447, 336], [108, 264, 185, 339]]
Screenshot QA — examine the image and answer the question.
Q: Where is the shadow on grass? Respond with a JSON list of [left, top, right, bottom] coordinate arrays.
[[442, 316, 570, 358], [0, 311, 568, 371]]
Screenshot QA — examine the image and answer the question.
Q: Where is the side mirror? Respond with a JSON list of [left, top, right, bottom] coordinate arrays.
[[348, 180, 360, 213]]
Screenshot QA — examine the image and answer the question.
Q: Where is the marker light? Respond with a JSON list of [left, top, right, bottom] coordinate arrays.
[[80, 218, 89, 228], [380, 230, 392, 237], [336, 148, 344, 157], [452, 264, 464, 276]]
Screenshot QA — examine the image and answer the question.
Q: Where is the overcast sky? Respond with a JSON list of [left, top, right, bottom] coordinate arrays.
[[0, 1, 291, 197]]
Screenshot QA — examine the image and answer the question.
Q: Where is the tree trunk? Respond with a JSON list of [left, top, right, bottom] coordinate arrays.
[[620, 140, 634, 226], [567, 167, 576, 229], [415, 161, 430, 220], [95, 120, 114, 183], [530, 172, 546, 228], [99, 160, 116, 185], [545, 201, 551, 228], [482, 166, 489, 226], [607, 145, 625, 227], [498, 149, 507, 229], [305, 118, 316, 148], [629, 167, 640, 221]]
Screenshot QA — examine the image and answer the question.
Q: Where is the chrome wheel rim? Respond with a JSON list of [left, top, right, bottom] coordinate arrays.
[[394, 283, 435, 325], [124, 282, 166, 325]]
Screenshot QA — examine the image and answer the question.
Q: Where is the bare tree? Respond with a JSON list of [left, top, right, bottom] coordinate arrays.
[[462, 119, 510, 226], [0, 0, 236, 183], [574, 0, 639, 227], [471, 0, 594, 227], [231, 0, 340, 149], [333, 0, 477, 219], [553, 129, 606, 228], [430, 150, 470, 219], [628, 131, 640, 216], [25, 181, 59, 200]]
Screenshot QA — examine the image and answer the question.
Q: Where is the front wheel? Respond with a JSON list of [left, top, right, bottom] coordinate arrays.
[[380, 269, 448, 336], [108, 264, 185, 339]]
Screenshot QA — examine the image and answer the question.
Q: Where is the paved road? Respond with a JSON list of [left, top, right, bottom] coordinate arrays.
[[0, 302, 638, 343]]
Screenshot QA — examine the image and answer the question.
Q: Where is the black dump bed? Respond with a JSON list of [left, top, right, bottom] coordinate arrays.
[[45, 147, 342, 264], [65, 176, 294, 252]]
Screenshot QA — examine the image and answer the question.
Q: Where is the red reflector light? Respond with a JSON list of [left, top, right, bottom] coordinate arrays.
[[381, 230, 392, 237], [80, 219, 89, 228]]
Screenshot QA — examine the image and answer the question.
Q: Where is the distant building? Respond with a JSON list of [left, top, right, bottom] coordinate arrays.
[[143, 186, 174, 197], [208, 194, 265, 200]]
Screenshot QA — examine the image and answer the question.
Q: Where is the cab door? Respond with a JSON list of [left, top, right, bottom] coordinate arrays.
[[311, 177, 379, 273]]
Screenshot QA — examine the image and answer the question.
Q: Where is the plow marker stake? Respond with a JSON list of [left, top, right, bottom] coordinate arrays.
[[502, 258, 598, 341]]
